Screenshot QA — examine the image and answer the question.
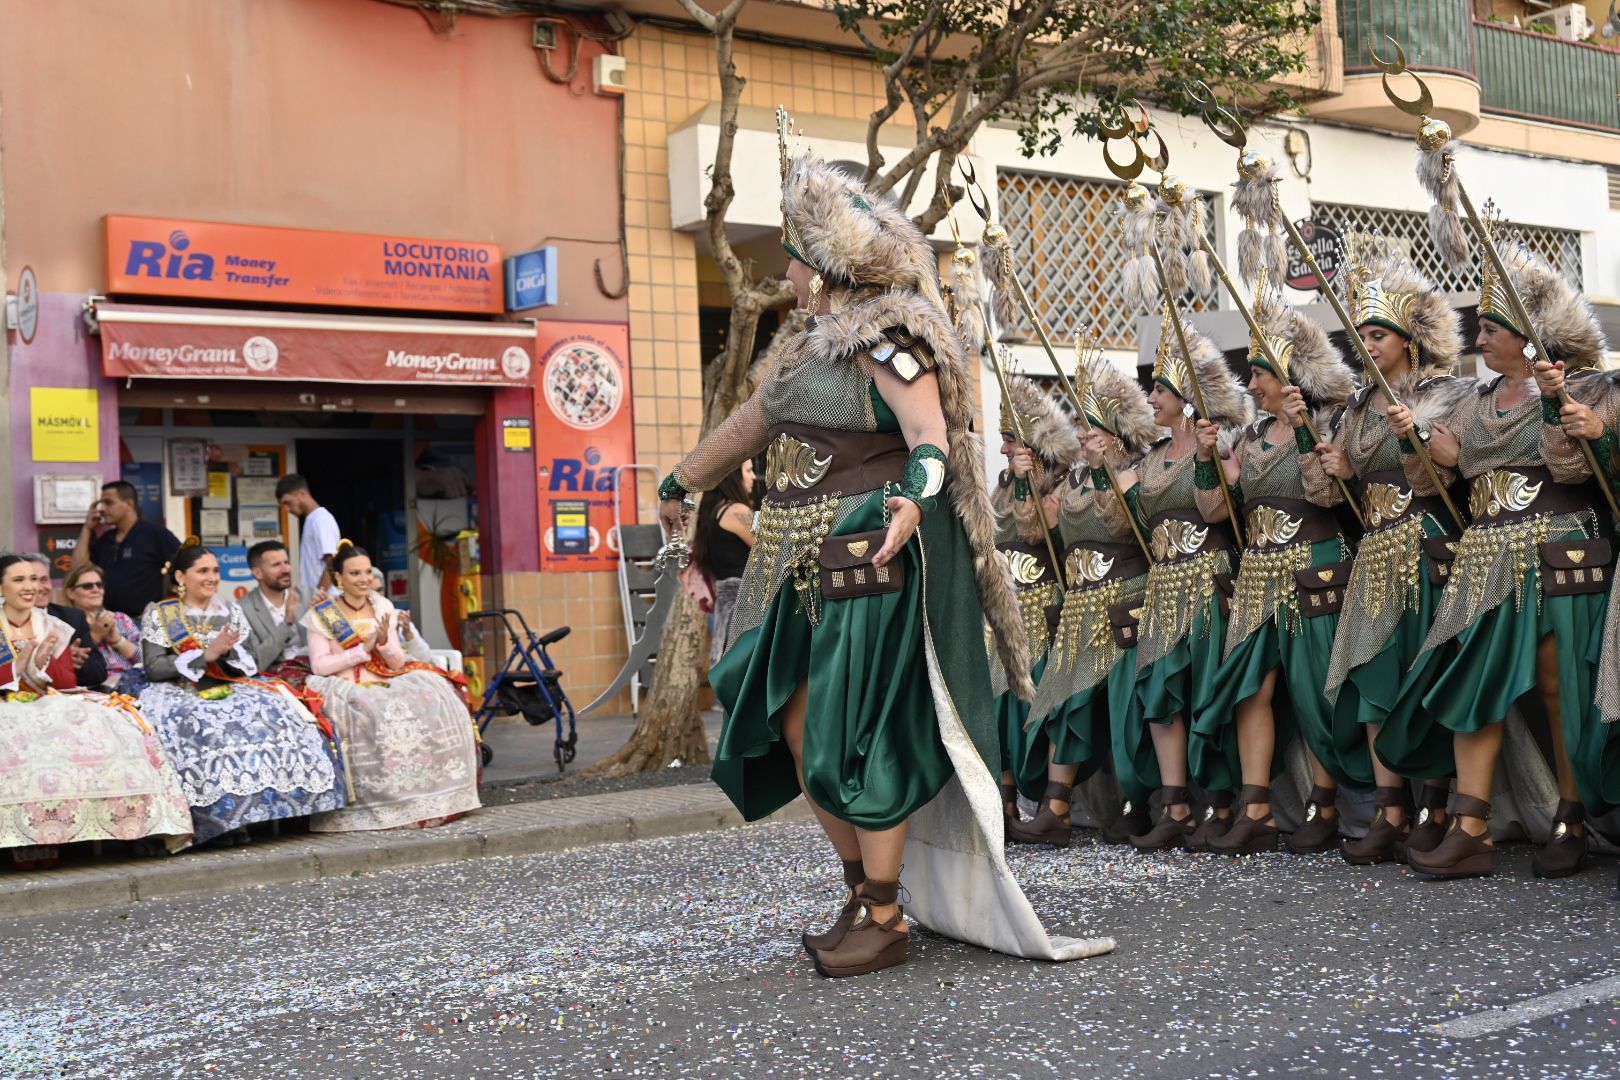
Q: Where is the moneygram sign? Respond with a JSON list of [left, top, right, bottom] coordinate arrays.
[[96, 303, 535, 387], [104, 216, 504, 315]]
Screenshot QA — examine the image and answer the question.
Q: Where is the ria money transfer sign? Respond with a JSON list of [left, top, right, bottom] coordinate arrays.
[[533, 322, 636, 572], [105, 216, 504, 315]]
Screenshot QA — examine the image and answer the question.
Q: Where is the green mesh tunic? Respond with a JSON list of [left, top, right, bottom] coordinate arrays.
[[989, 478, 1062, 801], [709, 346, 999, 829], [1193, 418, 1371, 791]]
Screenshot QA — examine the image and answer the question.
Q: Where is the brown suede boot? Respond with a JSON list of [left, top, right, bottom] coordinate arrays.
[[1531, 799, 1589, 879], [1408, 795, 1495, 879], [1341, 786, 1411, 866], [1397, 782, 1450, 862], [802, 858, 864, 953], [1209, 785, 1280, 855], [1285, 784, 1341, 855], [1007, 781, 1073, 847], [811, 879, 909, 978], [1131, 786, 1196, 851]]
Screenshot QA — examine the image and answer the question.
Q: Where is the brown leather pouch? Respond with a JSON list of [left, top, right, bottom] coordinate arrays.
[[1295, 561, 1352, 617], [1422, 536, 1459, 587], [1213, 571, 1235, 619], [1539, 539, 1613, 597], [818, 529, 904, 600], [1107, 599, 1143, 650]]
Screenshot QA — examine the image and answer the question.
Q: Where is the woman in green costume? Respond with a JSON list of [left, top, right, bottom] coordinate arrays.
[[1192, 287, 1364, 856], [1387, 238, 1609, 880], [1305, 242, 1473, 865], [658, 133, 1114, 976], [1011, 354, 1163, 848], [989, 376, 1078, 836], [1104, 316, 1253, 852]]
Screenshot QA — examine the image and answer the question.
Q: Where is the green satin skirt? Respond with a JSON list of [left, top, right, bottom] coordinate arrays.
[[1395, 561, 1616, 810], [1193, 540, 1373, 791], [1343, 577, 1454, 780], [1019, 651, 1130, 799], [1131, 596, 1234, 796], [710, 491, 997, 830], [997, 654, 1050, 802]]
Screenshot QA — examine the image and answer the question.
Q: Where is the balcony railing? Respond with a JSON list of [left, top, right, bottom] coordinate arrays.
[[1475, 22, 1620, 135], [1338, 0, 1476, 81]]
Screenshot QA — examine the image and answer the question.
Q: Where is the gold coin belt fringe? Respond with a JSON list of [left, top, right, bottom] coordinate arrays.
[[1017, 582, 1064, 663], [1051, 579, 1127, 683], [753, 495, 841, 627], [1138, 549, 1229, 667], [1227, 541, 1315, 649], [1350, 516, 1424, 622]]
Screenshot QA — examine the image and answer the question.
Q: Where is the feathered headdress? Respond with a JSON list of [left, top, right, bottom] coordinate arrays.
[[1000, 373, 1082, 471], [1076, 333, 1165, 453], [1232, 150, 1289, 287], [1474, 204, 1605, 371], [1342, 234, 1463, 383], [1248, 281, 1357, 409], [1151, 309, 1254, 428]]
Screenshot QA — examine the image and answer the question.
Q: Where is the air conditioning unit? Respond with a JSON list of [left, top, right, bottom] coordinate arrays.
[[1527, 3, 1596, 41], [593, 54, 626, 96]]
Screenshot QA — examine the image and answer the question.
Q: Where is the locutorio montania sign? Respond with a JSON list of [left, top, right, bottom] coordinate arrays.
[[103, 215, 505, 315]]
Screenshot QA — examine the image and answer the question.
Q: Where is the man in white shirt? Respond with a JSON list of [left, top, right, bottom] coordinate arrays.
[[240, 540, 311, 685], [275, 474, 341, 596]]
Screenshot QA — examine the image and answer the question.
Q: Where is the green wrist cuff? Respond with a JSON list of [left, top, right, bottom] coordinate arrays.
[[1194, 458, 1220, 491], [901, 443, 947, 513], [1294, 425, 1317, 454], [1398, 436, 1418, 456], [1542, 396, 1563, 426], [658, 472, 687, 502], [1089, 466, 1111, 492], [1013, 477, 1030, 501]]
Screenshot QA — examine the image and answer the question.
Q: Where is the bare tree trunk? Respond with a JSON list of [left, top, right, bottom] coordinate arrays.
[[584, 589, 712, 776]]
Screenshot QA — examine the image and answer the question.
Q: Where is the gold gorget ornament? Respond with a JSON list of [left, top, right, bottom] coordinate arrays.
[[1003, 549, 1049, 586], [1468, 469, 1542, 519], [1149, 518, 1208, 562], [764, 432, 832, 493], [1065, 547, 1116, 585], [1363, 482, 1413, 530], [1246, 504, 1304, 548]]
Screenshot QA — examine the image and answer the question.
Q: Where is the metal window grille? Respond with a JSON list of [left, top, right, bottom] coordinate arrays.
[[1313, 202, 1583, 292], [997, 170, 1221, 350], [1609, 166, 1620, 212]]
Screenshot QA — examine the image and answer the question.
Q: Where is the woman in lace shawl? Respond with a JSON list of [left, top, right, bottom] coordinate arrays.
[[138, 542, 344, 845], [1089, 318, 1252, 852], [1387, 245, 1609, 880], [0, 554, 193, 866], [990, 376, 1079, 839], [1191, 291, 1365, 856], [1304, 245, 1473, 865], [303, 542, 480, 832], [1010, 361, 1160, 849], [657, 138, 1114, 977]]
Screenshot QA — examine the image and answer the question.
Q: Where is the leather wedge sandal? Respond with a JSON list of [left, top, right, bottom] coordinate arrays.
[[802, 858, 864, 953], [1397, 782, 1450, 862], [1131, 786, 1196, 851], [1007, 781, 1073, 847], [1408, 795, 1495, 879], [812, 879, 909, 978], [1285, 784, 1341, 855], [1341, 786, 1411, 866], [1531, 798, 1589, 879], [1000, 780, 1020, 840], [1209, 785, 1280, 855], [1187, 790, 1235, 853], [1101, 798, 1151, 844]]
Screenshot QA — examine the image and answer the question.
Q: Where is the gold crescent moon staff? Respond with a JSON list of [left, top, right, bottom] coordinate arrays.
[[1369, 37, 1620, 522], [1095, 115, 1247, 547], [948, 217, 1069, 590], [957, 160, 1156, 564]]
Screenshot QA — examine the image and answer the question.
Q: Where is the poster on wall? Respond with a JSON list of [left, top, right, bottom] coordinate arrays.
[[533, 322, 636, 572], [30, 388, 100, 463]]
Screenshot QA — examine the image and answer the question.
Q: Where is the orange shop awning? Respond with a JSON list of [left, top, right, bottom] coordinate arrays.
[[93, 302, 536, 388]]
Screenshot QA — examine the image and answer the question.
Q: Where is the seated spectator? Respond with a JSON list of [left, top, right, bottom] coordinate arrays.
[[0, 554, 192, 868], [20, 554, 108, 691], [364, 567, 434, 665], [63, 562, 142, 693], [303, 541, 479, 832], [71, 481, 181, 621], [240, 541, 311, 690], [136, 540, 345, 847]]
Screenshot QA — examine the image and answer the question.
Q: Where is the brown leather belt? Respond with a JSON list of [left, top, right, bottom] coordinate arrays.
[[1242, 496, 1341, 551], [1064, 540, 1148, 588], [998, 540, 1062, 629], [1146, 510, 1235, 563], [1466, 466, 1591, 525], [761, 423, 908, 507], [1360, 469, 1454, 533]]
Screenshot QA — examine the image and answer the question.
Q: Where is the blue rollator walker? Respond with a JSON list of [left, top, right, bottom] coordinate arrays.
[[468, 609, 579, 772]]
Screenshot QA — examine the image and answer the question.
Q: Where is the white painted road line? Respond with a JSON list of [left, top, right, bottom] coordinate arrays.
[[1432, 973, 1620, 1039]]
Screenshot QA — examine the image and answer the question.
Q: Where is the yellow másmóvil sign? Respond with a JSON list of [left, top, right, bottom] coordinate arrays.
[[31, 388, 101, 462]]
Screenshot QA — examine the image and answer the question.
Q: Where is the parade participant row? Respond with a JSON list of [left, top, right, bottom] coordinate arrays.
[[992, 237, 1620, 885], [0, 540, 480, 868]]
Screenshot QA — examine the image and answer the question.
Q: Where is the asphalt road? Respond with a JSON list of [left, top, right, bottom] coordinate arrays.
[[3, 822, 1618, 1079]]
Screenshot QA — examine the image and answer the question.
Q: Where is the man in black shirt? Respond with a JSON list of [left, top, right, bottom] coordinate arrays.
[[70, 480, 182, 621]]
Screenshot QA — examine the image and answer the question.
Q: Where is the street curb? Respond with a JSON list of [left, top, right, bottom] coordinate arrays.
[[0, 785, 813, 921]]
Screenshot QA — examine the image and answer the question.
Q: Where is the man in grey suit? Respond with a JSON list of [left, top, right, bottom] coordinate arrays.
[[240, 540, 310, 688]]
